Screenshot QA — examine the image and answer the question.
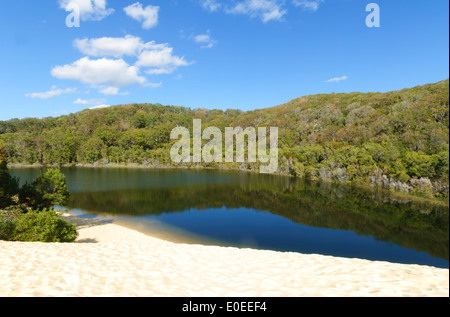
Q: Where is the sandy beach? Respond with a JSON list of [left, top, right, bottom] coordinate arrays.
[[0, 214, 448, 297]]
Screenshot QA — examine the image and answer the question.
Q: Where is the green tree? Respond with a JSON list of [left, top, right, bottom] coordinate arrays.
[[0, 140, 5, 163], [79, 137, 104, 163], [20, 169, 70, 210], [0, 161, 20, 209], [403, 151, 439, 179]]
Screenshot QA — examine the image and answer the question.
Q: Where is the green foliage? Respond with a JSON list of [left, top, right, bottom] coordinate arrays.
[[41, 128, 78, 164], [304, 166, 318, 179], [0, 209, 18, 241], [21, 169, 70, 210], [0, 209, 77, 242], [79, 136, 104, 163], [435, 151, 449, 179], [0, 162, 76, 242], [290, 161, 305, 178], [0, 139, 5, 163], [403, 151, 439, 179], [0, 161, 20, 209], [393, 171, 411, 183], [0, 80, 448, 197]]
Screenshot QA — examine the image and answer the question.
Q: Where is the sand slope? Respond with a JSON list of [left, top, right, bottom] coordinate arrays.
[[0, 215, 448, 297]]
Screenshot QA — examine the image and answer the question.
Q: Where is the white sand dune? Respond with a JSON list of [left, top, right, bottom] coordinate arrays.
[[0, 214, 448, 297]]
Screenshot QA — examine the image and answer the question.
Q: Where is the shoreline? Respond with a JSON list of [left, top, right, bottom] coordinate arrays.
[[8, 163, 449, 207], [0, 213, 448, 297]]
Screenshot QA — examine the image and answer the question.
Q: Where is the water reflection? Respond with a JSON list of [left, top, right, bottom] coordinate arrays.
[[10, 167, 449, 268]]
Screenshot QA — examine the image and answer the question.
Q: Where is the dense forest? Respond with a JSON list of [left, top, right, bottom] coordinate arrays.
[[1, 80, 448, 198]]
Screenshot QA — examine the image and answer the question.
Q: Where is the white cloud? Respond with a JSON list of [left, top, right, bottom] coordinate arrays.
[[99, 86, 121, 95], [136, 43, 192, 75], [53, 33, 192, 95], [58, 0, 114, 21], [74, 35, 150, 58], [53, 36, 188, 93], [51, 57, 147, 88], [97, 86, 135, 95], [225, 0, 287, 23], [26, 86, 77, 99], [74, 98, 89, 105], [194, 32, 217, 49], [124, 2, 159, 29], [198, 0, 324, 22], [200, 0, 222, 12], [326, 75, 348, 83], [74, 98, 106, 105], [292, 0, 324, 12], [89, 104, 112, 110]]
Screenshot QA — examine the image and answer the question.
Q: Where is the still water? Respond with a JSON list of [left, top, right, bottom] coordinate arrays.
[[10, 167, 449, 268]]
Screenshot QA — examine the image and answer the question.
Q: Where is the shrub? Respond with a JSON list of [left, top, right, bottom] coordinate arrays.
[[404, 151, 439, 178], [304, 166, 318, 179], [0, 161, 20, 209], [0, 217, 15, 241], [0, 209, 21, 240], [393, 171, 411, 183], [0, 139, 6, 163], [19, 168, 70, 211], [289, 159, 305, 178], [3, 209, 78, 243]]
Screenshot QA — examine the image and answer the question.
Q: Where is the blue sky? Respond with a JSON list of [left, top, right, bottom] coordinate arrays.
[[0, 0, 448, 120]]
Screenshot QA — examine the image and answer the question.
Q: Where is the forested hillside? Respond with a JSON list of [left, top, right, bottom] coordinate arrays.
[[1, 80, 448, 198]]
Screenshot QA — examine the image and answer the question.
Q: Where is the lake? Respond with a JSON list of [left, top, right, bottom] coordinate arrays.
[[10, 167, 449, 268]]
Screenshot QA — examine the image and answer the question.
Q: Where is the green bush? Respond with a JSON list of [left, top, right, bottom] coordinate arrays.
[[1, 209, 78, 243], [403, 151, 439, 178], [19, 168, 70, 211], [290, 160, 305, 178], [393, 171, 411, 183], [304, 166, 318, 179], [0, 217, 16, 240], [0, 161, 20, 209]]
